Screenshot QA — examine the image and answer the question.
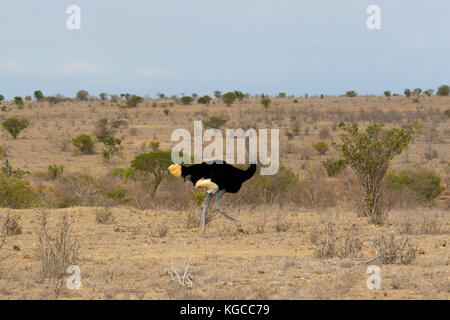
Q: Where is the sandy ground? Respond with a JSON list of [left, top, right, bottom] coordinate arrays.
[[0, 206, 448, 299]]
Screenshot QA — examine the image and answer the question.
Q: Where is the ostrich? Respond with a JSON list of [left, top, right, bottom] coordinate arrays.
[[168, 136, 256, 233]]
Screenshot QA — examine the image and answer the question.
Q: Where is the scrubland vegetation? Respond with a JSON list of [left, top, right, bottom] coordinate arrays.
[[0, 88, 448, 299]]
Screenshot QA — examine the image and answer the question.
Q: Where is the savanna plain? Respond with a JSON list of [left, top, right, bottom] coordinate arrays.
[[0, 93, 449, 299]]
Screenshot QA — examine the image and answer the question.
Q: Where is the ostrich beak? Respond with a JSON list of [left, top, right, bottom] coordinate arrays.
[[168, 164, 182, 177]]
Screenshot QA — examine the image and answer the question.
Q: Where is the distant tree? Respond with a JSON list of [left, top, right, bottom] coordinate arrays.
[[191, 93, 198, 99], [120, 93, 131, 100], [345, 90, 357, 97], [25, 96, 32, 101], [76, 90, 89, 101], [126, 95, 143, 108], [34, 90, 44, 101], [234, 90, 245, 102], [213, 90, 222, 99], [278, 92, 286, 98], [99, 92, 108, 101], [1, 118, 29, 139], [130, 151, 172, 196], [197, 95, 212, 105], [423, 89, 434, 97], [180, 96, 194, 105], [72, 134, 94, 153], [383, 90, 391, 97], [412, 88, 422, 96], [157, 93, 166, 99], [0, 94, 4, 102], [260, 97, 271, 108], [404, 89, 411, 97], [14, 97, 24, 106], [437, 85, 449, 96], [222, 92, 237, 106]]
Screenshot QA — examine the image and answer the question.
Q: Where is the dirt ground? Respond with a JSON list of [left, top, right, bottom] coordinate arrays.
[[0, 95, 449, 299], [0, 205, 448, 300]]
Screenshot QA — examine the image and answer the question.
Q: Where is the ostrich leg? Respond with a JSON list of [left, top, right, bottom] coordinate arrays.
[[214, 190, 240, 225], [201, 193, 213, 233]]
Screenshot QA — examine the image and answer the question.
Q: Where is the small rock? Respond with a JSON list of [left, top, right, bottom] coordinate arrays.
[[418, 248, 425, 255], [13, 245, 20, 251]]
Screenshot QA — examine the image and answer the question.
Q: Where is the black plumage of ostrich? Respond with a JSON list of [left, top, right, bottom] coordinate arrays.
[[168, 137, 256, 232]]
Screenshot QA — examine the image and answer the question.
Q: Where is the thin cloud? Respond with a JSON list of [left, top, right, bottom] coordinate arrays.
[[3, 60, 26, 73], [135, 66, 176, 79], [53, 61, 107, 76]]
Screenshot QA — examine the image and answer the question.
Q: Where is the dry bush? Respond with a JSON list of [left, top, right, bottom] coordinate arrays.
[[312, 221, 363, 259], [373, 234, 417, 265], [313, 222, 337, 259], [393, 212, 444, 235], [95, 207, 113, 224], [338, 223, 362, 258], [2, 213, 22, 236], [274, 217, 291, 233], [38, 213, 79, 280], [156, 222, 168, 238]]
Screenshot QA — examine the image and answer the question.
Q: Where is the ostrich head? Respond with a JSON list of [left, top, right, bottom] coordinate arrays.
[[168, 164, 182, 177]]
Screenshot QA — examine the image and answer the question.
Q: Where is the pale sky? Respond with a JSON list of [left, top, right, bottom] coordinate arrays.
[[0, 0, 449, 98]]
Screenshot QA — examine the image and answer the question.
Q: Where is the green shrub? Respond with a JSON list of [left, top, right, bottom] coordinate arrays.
[[102, 137, 123, 162], [202, 116, 227, 129], [214, 90, 222, 98], [126, 95, 143, 108], [2, 160, 29, 179], [197, 95, 212, 105], [163, 109, 169, 116], [260, 97, 271, 108], [131, 151, 172, 196], [0, 94, 4, 102], [1, 117, 30, 139], [72, 134, 94, 153], [76, 90, 89, 101], [278, 92, 286, 98], [180, 96, 194, 105], [312, 141, 329, 155], [345, 90, 357, 97], [250, 165, 301, 205], [332, 122, 421, 224], [14, 96, 24, 106], [222, 92, 236, 106], [444, 110, 450, 118], [112, 167, 136, 182], [34, 90, 44, 101], [149, 140, 160, 151], [436, 85, 449, 96], [0, 174, 39, 208], [404, 89, 411, 97], [383, 90, 391, 97], [322, 159, 347, 177], [106, 188, 130, 204], [0, 145, 4, 159], [190, 192, 207, 208], [48, 164, 64, 180], [386, 168, 443, 203]]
